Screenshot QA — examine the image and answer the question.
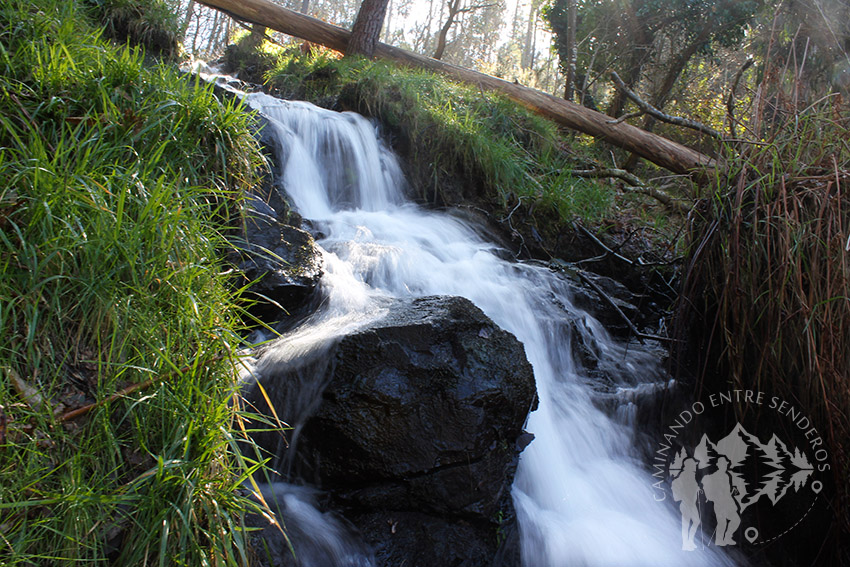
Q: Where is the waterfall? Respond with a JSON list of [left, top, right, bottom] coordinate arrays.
[[242, 93, 735, 567]]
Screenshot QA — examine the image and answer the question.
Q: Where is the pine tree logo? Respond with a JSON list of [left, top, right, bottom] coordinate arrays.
[[667, 422, 819, 550]]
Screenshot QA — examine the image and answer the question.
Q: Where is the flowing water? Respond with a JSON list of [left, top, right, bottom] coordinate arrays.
[[240, 93, 734, 567]]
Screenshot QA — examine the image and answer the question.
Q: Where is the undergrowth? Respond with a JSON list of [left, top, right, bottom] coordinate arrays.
[[0, 0, 275, 564], [678, 81, 850, 547], [85, 0, 180, 58], [257, 45, 613, 224]]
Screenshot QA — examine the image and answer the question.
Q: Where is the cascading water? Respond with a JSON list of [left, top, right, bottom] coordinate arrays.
[[241, 93, 736, 567]]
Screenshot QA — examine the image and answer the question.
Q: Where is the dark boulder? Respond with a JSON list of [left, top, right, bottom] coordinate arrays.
[[245, 295, 536, 566], [351, 511, 508, 567], [293, 295, 535, 519]]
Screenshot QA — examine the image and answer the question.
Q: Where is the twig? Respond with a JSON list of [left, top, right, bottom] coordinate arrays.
[[572, 222, 681, 269], [576, 271, 675, 344], [606, 111, 643, 125], [499, 194, 526, 224], [59, 353, 228, 422], [498, 195, 527, 253], [233, 19, 288, 49], [574, 222, 636, 266], [627, 185, 691, 214], [726, 59, 753, 139], [457, 2, 497, 14], [572, 168, 691, 213], [572, 167, 643, 186], [610, 72, 723, 140]]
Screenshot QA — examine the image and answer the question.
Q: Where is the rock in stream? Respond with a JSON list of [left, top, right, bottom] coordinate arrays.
[[244, 295, 537, 566]]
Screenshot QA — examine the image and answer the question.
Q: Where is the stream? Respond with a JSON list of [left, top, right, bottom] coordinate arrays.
[[238, 92, 735, 567]]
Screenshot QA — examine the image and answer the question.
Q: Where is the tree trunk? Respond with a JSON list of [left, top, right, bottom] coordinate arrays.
[[606, 2, 652, 118], [195, 0, 714, 176], [433, 0, 461, 60], [181, 0, 196, 37], [348, 0, 391, 57], [206, 10, 221, 54], [383, 0, 393, 42], [300, 0, 310, 14], [521, 2, 536, 69], [425, 0, 436, 48], [511, 0, 522, 40], [622, 32, 711, 171], [563, 0, 577, 101]]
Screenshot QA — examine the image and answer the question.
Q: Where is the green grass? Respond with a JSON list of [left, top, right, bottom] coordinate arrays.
[[85, 0, 180, 57], [256, 45, 613, 224], [0, 0, 276, 563]]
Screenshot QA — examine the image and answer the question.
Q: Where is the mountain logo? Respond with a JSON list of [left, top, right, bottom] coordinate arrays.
[[651, 391, 827, 551]]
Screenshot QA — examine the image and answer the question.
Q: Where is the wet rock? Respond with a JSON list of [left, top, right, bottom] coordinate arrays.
[[202, 87, 322, 324], [244, 295, 536, 565], [351, 511, 512, 567], [294, 296, 535, 519], [229, 192, 322, 323], [246, 484, 374, 567], [570, 271, 641, 335]]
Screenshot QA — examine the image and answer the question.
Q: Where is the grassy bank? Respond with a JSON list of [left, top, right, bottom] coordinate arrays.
[[228, 41, 614, 226], [0, 0, 272, 563]]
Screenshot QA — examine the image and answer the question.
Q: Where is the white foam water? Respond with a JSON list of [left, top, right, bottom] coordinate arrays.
[[242, 93, 736, 567], [254, 483, 375, 567]]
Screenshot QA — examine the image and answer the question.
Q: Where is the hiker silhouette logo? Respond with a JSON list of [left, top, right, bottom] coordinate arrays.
[[651, 391, 828, 551]]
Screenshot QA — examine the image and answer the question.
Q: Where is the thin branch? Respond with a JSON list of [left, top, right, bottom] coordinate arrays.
[[457, 2, 496, 14], [572, 168, 691, 213], [610, 71, 723, 140], [572, 222, 682, 269], [572, 167, 643, 186], [606, 110, 644, 125], [573, 222, 636, 266], [626, 185, 690, 213], [575, 271, 676, 344], [59, 353, 228, 423], [499, 195, 527, 252], [233, 18, 288, 49], [726, 58, 753, 139]]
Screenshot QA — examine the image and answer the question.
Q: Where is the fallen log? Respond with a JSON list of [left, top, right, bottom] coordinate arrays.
[[196, 0, 715, 176]]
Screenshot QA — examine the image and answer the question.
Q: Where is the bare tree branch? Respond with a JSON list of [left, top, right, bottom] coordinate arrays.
[[59, 354, 228, 423], [726, 58, 754, 139], [575, 271, 675, 344], [572, 168, 691, 213], [610, 71, 723, 140], [458, 2, 496, 14], [433, 0, 496, 59], [607, 111, 643, 125]]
